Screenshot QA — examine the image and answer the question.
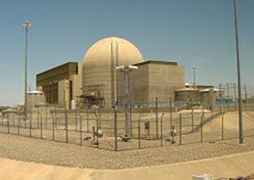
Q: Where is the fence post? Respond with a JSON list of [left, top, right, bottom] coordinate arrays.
[[13, 114, 16, 127], [169, 97, 173, 130], [138, 112, 141, 149], [37, 108, 39, 129], [221, 112, 224, 141], [201, 111, 204, 143], [86, 108, 89, 132], [155, 97, 159, 139], [92, 126, 96, 143], [18, 114, 20, 135], [75, 108, 78, 131], [52, 111, 55, 141], [96, 109, 99, 148], [0, 115, 2, 126], [79, 110, 83, 146], [29, 112, 32, 137], [233, 83, 237, 111], [40, 111, 43, 139], [129, 103, 133, 137], [191, 106, 194, 132], [160, 113, 164, 147], [24, 114, 27, 129], [114, 106, 118, 151], [179, 113, 182, 145], [54, 106, 58, 129], [65, 109, 68, 143], [7, 119, 10, 134], [45, 107, 48, 130]]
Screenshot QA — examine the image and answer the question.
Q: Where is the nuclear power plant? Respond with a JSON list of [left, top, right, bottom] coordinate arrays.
[[36, 36, 218, 110]]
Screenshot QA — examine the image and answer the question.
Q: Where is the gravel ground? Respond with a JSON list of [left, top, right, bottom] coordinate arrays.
[[0, 133, 254, 169]]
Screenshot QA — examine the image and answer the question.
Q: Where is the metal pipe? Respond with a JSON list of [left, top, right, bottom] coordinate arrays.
[[155, 97, 159, 139], [79, 110, 83, 145], [179, 113, 182, 145], [138, 112, 141, 149], [114, 106, 118, 151]]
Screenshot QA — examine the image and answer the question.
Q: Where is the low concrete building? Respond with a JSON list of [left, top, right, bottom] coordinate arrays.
[[175, 88, 200, 102], [130, 60, 185, 103], [175, 84, 220, 109], [36, 62, 80, 109], [27, 90, 46, 110]]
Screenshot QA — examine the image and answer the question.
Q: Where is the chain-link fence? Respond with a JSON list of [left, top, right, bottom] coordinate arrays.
[[0, 96, 253, 151]]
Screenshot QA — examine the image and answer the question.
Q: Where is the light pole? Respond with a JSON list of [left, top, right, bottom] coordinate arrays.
[[23, 20, 32, 121], [116, 65, 138, 137], [233, 0, 243, 144]]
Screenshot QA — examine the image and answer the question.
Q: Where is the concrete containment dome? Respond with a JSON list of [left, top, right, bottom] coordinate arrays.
[[81, 37, 143, 108], [82, 36, 143, 65]]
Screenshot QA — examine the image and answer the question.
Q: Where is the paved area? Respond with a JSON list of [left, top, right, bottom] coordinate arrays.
[[0, 150, 254, 180], [0, 132, 254, 169]]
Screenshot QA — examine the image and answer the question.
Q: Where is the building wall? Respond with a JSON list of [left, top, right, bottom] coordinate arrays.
[[175, 89, 219, 109], [58, 79, 79, 109], [130, 61, 185, 104], [36, 62, 78, 109], [200, 90, 218, 109], [175, 90, 200, 102], [82, 59, 111, 108], [37, 60, 185, 109], [27, 93, 46, 110], [147, 63, 184, 102], [58, 80, 65, 107], [129, 64, 149, 103]]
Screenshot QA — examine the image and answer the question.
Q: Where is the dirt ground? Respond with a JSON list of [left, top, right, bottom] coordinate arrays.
[[0, 150, 254, 180], [0, 131, 254, 169], [0, 111, 253, 169]]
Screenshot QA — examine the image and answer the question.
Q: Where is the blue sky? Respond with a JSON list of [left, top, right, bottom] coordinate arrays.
[[0, 0, 253, 105]]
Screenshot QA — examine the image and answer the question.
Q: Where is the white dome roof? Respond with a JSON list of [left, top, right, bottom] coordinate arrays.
[[82, 37, 143, 66]]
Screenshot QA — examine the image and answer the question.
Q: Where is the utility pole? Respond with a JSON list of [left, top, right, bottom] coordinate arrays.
[[23, 21, 32, 121], [233, 0, 243, 144]]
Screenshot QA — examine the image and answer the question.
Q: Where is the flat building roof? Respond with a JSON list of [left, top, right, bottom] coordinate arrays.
[[37, 62, 78, 76]]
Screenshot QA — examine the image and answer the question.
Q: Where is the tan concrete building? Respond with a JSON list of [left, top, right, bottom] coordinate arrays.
[[130, 60, 185, 103], [81, 37, 143, 108], [175, 84, 220, 109], [36, 36, 186, 109], [27, 90, 46, 110], [36, 62, 80, 109]]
